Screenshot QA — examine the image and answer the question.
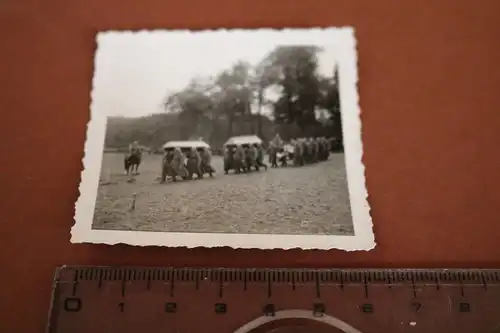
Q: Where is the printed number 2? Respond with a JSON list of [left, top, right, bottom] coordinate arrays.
[[63, 298, 82, 312]]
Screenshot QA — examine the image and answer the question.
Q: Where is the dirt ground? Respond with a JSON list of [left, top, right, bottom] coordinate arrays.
[[92, 152, 354, 235]]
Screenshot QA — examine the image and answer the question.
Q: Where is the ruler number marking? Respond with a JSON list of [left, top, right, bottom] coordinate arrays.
[[313, 303, 325, 317], [165, 302, 177, 313], [411, 301, 422, 312], [459, 302, 471, 313], [263, 304, 275, 317], [360, 303, 373, 314], [215, 303, 227, 314], [118, 302, 125, 312], [63, 297, 82, 313]]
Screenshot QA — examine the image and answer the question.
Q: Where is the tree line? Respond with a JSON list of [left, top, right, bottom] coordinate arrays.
[[104, 45, 343, 153]]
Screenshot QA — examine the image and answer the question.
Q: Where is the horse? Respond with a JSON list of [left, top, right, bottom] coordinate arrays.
[[124, 153, 141, 176]]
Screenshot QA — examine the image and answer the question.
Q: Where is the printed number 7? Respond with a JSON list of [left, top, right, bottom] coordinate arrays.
[[411, 302, 422, 312]]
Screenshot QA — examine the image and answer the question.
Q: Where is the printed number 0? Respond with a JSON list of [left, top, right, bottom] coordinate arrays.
[[63, 298, 82, 312]]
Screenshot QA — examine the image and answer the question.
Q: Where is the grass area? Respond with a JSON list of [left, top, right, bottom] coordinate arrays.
[[92, 152, 354, 235]]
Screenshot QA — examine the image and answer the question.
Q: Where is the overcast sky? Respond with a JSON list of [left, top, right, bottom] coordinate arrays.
[[91, 29, 339, 118]]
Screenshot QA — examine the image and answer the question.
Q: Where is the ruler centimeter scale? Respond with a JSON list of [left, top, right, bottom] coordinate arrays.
[[47, 266, 500, 333]]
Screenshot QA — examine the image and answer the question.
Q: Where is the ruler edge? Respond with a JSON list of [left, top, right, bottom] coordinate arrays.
[[46, 266, 64, 333], [49, 266, 500, 272], [45, 266, 500, 332], [48, 266, 500, 286]]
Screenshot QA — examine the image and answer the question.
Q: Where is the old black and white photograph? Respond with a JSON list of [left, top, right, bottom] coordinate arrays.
[[72, 28, 374, 250]]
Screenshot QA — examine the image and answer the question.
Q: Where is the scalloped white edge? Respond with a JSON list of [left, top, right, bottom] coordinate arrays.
[[234, 309, 363, 333], [71, 27, 375, 251]]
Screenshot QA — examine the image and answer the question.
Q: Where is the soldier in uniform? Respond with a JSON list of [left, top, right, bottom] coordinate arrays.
[[292, 139, 303, 166], [313, 137, 320, 163], [245, 145, 259, 172], [186, 147, 203, 180], [223, 146, 234, 174], [319, 137, 329, 161], [233, 144, 247, 173], [124, 141, 142, 175], [268, 143, 278, 168], [324, 137, 331, 160], [255, 143, 268, 170], [300, 138, 310, 164], [307, 138, 316, 163], [160, 148, 174, 183], [200, 147, 215, 177], [170, 147, 188, 181]]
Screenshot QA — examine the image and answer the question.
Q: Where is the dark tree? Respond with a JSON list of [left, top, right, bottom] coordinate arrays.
[[105, 45, 344, 153]]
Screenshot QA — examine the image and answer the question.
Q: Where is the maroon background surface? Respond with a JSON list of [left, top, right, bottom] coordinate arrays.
[[1, 1, 500, 332]]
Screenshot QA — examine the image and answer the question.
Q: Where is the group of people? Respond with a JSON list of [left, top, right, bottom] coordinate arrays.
[[223, 143, 268, 174], [160, 146, 216, 183], [123, 135, 332, 182], [268, 137, 331, 168]]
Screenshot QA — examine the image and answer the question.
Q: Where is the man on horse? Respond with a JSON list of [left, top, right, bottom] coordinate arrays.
[[124, 141, 142, 176]]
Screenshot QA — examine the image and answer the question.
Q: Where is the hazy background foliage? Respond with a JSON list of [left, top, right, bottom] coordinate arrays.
[[104, 45, 343, 153]]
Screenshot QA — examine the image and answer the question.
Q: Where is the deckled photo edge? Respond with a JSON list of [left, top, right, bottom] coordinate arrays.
[[336, 29, 375, 249], [71, 27, 375, 251]]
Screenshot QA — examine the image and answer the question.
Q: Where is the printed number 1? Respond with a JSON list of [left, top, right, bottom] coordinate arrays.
[[118, 302, 125, 312]]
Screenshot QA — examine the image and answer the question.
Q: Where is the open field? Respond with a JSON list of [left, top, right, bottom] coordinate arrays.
[[92, 152, 354, 235]]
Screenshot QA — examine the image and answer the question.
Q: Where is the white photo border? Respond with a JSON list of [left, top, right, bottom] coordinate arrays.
[[71, 27, 375, 251]]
